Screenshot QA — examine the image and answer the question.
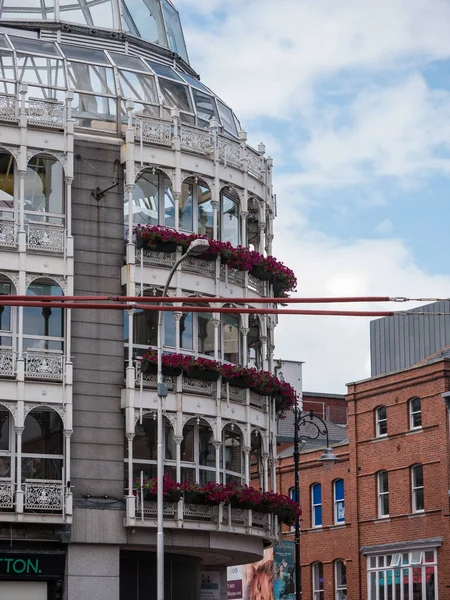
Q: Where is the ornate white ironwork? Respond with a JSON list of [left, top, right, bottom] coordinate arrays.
[[248, 275, 265, 295], [219, 265, 245, 286], [24, 353, 63, 380], [0, 349, 14, 376], [249, 391, 265, 408], [0, 482, 14, 509], [136, 370, 174, 389], [182, 378, 216, 395], [230, 507, 248, 525], [25, 273, 67, 293], [180, 125, 213, 156], [0, 219, 16, 248], [252, 510, 270, 529], [246, 147, 265, 179], [141, 249, 176, 267], [27, 99, 65, 129], [182, 257, 216, 276], [0, 94, 18, 122], [183, 503, 217, 520], [136, 497, 177, 517], [24, 480, 63, 511], [27, 223, 64, 253], [24, 402, 65, 420], [218, 137, 241, 169], [135, 117, 172, 146], [221, 384, 246, 403]]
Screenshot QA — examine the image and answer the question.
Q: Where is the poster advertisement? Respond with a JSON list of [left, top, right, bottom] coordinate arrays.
[[202, 572, 220, 600], [273, 543, 295, 600], [227, 565, 244, 600]]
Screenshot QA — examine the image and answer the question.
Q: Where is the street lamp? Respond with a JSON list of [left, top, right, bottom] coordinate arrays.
[[293, 408, 338, 600], [156, 237, 210, 600]]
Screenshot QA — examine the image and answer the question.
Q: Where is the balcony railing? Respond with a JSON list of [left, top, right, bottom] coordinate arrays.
[[24, 352, 64, 381], [26, 222, 65, 253], [135, 116, 172, 147], [24, 480, 64, 512], [27, 98, 65, 129], [134, 497, 279, 540], [0, 94, 18, 123], [0, 219, 16, 248], [180, 125, 213, 156], [0, 482, 14, 509], [0, 349, 14, 376]]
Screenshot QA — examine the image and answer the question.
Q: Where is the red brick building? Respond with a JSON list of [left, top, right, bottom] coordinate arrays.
[[277, 354, 450, 600]]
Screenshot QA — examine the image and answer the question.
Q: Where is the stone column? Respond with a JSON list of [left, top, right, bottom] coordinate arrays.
[[125, 432, 135, 519], [213, 441, 222, 484], [64, 429, 73, 516], [15, 426, 24, 513], [243, 446, 251, 485], [174, 436, 183, 482]]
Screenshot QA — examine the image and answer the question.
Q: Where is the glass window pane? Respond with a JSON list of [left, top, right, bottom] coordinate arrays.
[[22, 457, 62, 480], [10, 36, 59, 57], [180, 182, 193, 231], [158, 78, 192, 112], [412, 412, 422, 427], [129, 171, 159, 226], [192, 89, 218, 123], [133, 307, 157, 346], [110, 52, 149, 71], [59, 0, 116, 28], [197, 185, 213, 238], [224, 427, 241, 473], [414, 465, 423, 488], [335, 479, 344, 500], [17, 55, 65, 87], [198, 312, 214, 357], [71, 93, 117, 130], [23, 409, 63, 455], [0, 51, 15, 80], [0, 152, 14, 215], [24, 282, 63, 340], [164, 177, 175, 227], [160, 0, 189, 63], [0, 35, 9, 49], [25, 156, 65, 216], [313, 484, 322, 504], [134, 416, 157, 460], [180, 73, 210, 92], [221, 193, 239, 246], [118, 70, 158, 104], [199, 424, 214, 468], [415, 488, 424, 511], [223, 313, 239, 363], [314, 505, 322, 526], [179, 310, 193, 350], [0, 281, 12, 334], [60, 44, 108, 64], [67, 62, 115, 95], [181, 423, 194, 462], [164, 310, 176, 347], [121, 0, 167, 47], [0, 410, 10, 453], [147, 60, 184, 82], [217, 99, 238, 137]]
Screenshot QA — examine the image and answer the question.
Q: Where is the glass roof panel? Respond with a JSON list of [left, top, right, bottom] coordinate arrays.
[[67, 62, 116, 95], [146, 60, 183, 82], [121, 0, 167, 47], [0, 52, 15, 81], [0, 36, 10, 50], [109, 52, 149, 71], [118, 70, 158, 104], [217, 99, 237, 137], [60, 44, 109, 64], [179, 72, 209, 92], [191, 88, 218, 124], [158, 77, 192, 112], [59, 0, 117, 28], [160, 0, 188, 63], [17, 55, 66, 88], [0, 0, 54, 19], [9, 36, 60, 57]]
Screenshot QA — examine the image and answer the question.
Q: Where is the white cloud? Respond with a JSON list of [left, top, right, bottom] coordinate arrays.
[[374, 218, 394, 235], [273, 230, 450, 393]]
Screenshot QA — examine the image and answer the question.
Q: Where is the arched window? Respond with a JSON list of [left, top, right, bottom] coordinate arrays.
[[409, 397, 422, 429], [335, 560, 347, 599], [196, 183, 213, 238], [311, 483, 322, 527], [24, 155, 65, 223], [411, 464, 424, 513], [375, 405, 387, 437], [22, 408, 63, 480], [0, 275, 14, 349], [126, 170, 173, 227], [222, 424, 242, 484], [221, 189, 239, 246], [197, 309, 215, 357], [312, 562, 324, 600], [23, 279, 64, 352], [222, 308, 240, 364], [132, 414, 176, 481], [0, 151, 15, 221], [180, 178, 212, 234], [180, 419, 215, 485], [247, 316, 261, 368], [0, 407, 12, 480], [334, 479, 345, 524], [250, 430, 263, 487]]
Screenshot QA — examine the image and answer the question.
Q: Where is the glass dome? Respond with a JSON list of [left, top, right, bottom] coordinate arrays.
[[0, 0, 189, 63]]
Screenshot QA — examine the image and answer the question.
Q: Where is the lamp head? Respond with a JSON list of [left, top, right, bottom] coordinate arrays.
[[186, 238, 210, 256], [318, 447, 338, 470]]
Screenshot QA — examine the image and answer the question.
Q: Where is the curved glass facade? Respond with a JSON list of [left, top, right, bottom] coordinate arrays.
[[0, 0, 189, 63]]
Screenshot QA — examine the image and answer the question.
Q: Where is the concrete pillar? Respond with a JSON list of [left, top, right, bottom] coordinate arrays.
[[65, 545, 119, 600]]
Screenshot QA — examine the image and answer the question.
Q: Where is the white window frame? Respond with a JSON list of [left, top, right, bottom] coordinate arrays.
[[377, 471, 389, 518], [334, 560, 347, 600], [375, 405, 387, 438], [334, 478, 345, 524], [409, 397, 422, 430], [311, 483, 322, 528], [312, 562, 324, 600], [411, 464, 424, 513], [367, 548, 438, 600]]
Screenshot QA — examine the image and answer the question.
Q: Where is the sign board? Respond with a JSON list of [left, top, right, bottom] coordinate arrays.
[[0, 554, 65, 580], [227, 566, 244, 600], [273, 543, 295, 600], [201, 571, 219, 600]]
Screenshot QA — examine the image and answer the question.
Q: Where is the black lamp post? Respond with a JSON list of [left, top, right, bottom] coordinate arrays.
[[293, 408, 338, 600]]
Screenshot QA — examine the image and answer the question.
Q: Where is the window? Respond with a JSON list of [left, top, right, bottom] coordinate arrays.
[[0, 408, 11, 480], [409, 397, 422, 429], [377, 471, 389, 518], [221, 190, 239, 246], [412, 464, 424, 512], [25, 155, 65, 224], [312, 562, 324, 600], [23, 280, 64, 352], [367, 549, 438, 600], [334, 479, 345, 524], [335, 560, 347, 600], [222, 310, 240, 364], [375, 405, 387, 437], [311, 483, 322, 527], [22, 408, 63, 480]]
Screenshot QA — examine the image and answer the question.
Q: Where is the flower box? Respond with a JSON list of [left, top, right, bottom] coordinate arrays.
[[250, 266, 273, 282], [140, 359, 182, 378], [184, 490, 208, 505], [151, 240, 177, 253], [197, 250, 218, 262], [165, 490, 182, 503], [223, 375, 250, 389], [186, 366, 220, 382]]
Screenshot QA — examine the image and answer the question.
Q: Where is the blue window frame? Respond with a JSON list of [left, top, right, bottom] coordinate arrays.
[[334, 479, 345, 524], [311, 483, 322, 527]]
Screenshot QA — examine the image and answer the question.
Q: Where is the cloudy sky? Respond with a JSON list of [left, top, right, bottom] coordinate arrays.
[[176, 0, 450, 393]]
